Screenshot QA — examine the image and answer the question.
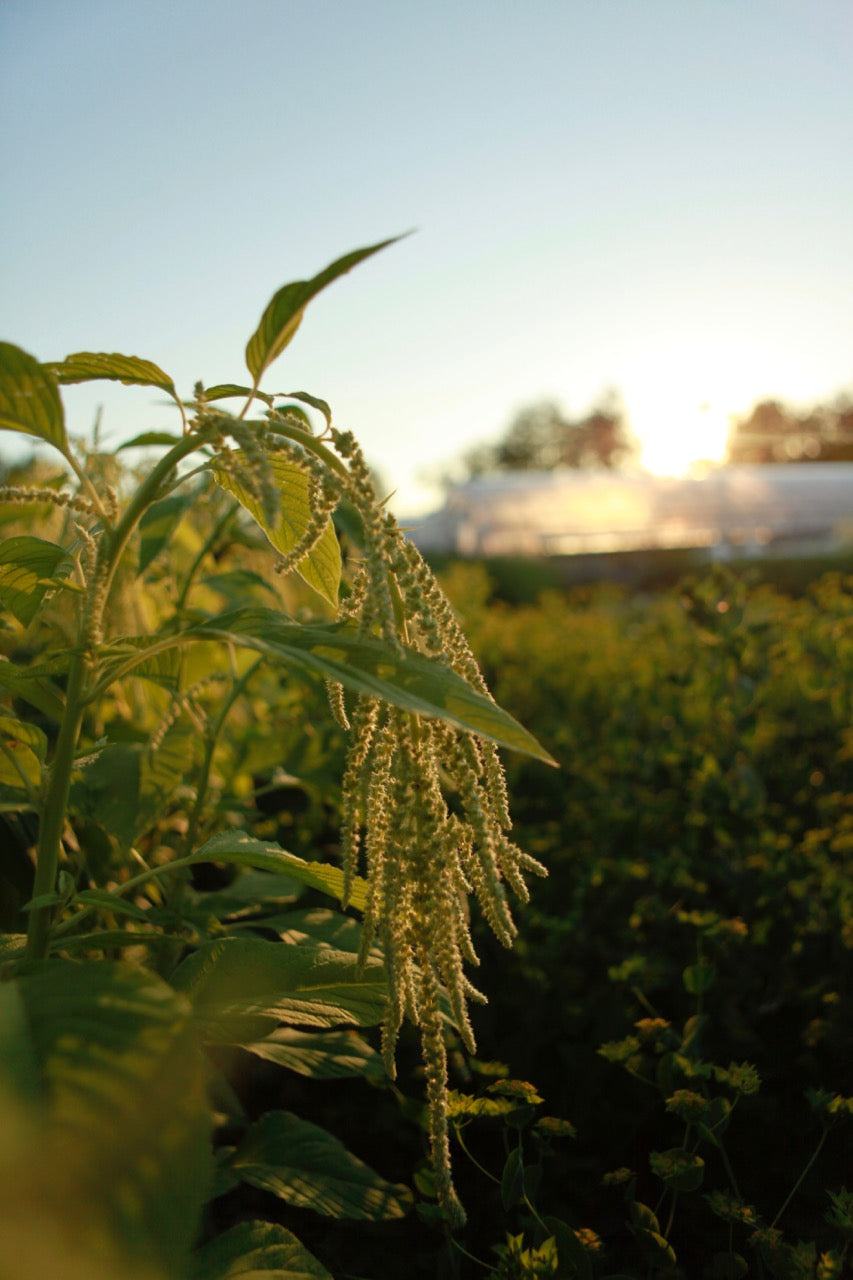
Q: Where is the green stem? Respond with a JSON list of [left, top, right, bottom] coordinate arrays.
[[179, 657, 264, 858], [452, 1123, 500, 1185], [175, 498, 238, 613], [25, 653, 88, 959], [770, 1128, 827, 1229], [98, 428, 218, 610]]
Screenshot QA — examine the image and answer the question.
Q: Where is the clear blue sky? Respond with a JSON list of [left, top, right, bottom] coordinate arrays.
[[2, 0, 851, 513]]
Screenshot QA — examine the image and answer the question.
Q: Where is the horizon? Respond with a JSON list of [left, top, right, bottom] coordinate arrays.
[[2, 1, 851, 514]]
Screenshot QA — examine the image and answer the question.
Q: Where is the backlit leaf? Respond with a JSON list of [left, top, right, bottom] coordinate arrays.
[[46, 352, 177, 401], [171, 934, 388, 1040], [239, 1028, 382, 1080], [0, 342, 67, 450], [245, 237, 403, 384], [190, 608, 556, 764], [285, 391, 332, 428], [224, 1110, 412, 1220], [187, 831, 368, 910], [204, 384, 275, 408], [0, 535, 72, 625], [212, 453, 341, 607]]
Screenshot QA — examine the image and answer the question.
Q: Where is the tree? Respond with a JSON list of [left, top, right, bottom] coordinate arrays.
[[462, 394, 634, 478], [726, 395, 853, 464]]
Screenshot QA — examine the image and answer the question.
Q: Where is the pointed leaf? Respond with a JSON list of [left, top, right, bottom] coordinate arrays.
[[5, 960, 211, 1272], [188, 831, 368, 911], [245, 236, 403, 384], [118, 431, 183, 450], [46, 351, 178, 401], [204, 383, 275, 408], [0, 535, 73, 625], [191, 1221, 331, 1280], [190, 609, 556, 764], [171, 935, 388, 1040], [285, 392, 332, 428], [212, 453, 341, 606], [0, 342, 67, 449], [226, 1110, 412, 1220], [239, 1028, 382, 1080], [0, 657, 66, 720]]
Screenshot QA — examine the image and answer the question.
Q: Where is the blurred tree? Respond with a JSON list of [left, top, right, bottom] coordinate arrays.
[[462, 394, 634, 477], [726, 395, 853, 463]]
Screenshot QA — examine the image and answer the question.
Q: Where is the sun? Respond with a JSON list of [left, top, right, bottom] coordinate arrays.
[[637, 397, 733, 475], [625, 347, 758, 476]]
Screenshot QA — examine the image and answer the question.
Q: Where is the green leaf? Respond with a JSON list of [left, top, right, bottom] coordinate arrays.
[[0, 535, 73, 625], [204, 384, 275, 408], [0, 658, 65, 720], [285, 391, 333, 428], [138, 493, 195, 573], [171, 934, 388, 1041], [46, 351, 177, 401], [191, 1221, 332, 1280], [2, 960, 211, 1273], [190, 609, 556, 765], [118, 431, 184, 450], [224, 1110, 412, 1220], [0, 342, 67, 450], [212, 453, 342, 607], [683, 960, 716, 995], [245, 236, 404, 384], [0, 713, 47, 803], [239, 1028, 383, 1079], [187, 831, 368, 911]]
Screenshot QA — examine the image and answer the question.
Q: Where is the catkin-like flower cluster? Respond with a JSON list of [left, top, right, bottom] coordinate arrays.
[[236, 410, 546, 1227]]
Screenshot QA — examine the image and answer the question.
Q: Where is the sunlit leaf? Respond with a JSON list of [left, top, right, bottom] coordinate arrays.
[[191, 1221, 331, 1280], [46, 352, 178, 401], [285, 391, 332, 428], [171, 934, 388, 1040], [245, 236, 404, 385], [224, 1110, 412, 1220], [212, 453, 341, 607], [0, 535, 73, 625], [239, 1028, 382, 1080], [0, 342, 67, 450], [190, 608, 556, 765], [203, 384, 275, 408], [187, 831, 368, 910]]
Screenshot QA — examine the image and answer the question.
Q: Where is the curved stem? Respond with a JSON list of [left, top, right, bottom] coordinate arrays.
[[25, 654, 88, 959], [179, 657, 264, 858], [770, 1128, 827, 1229], [175, 498, 239, 613]]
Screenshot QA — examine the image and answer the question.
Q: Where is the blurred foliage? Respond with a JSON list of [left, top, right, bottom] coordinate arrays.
[[727, 395, 853, 464]]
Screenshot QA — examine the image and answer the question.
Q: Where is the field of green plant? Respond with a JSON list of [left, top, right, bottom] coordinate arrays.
[[0, 240, 850, 1280]]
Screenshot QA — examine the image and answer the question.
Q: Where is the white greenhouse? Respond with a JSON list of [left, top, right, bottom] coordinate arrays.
[[408, 464, 853, 559]]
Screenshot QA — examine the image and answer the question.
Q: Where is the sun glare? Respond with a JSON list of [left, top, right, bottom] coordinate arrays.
[[627, 347, 759, 477]]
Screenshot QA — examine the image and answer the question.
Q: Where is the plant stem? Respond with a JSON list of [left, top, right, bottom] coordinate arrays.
[[25, 653, 87, 959], [770, 1128, 827, 1229]]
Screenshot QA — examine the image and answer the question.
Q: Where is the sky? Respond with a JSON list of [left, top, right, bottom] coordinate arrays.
[[1, 0, 851, 515]]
